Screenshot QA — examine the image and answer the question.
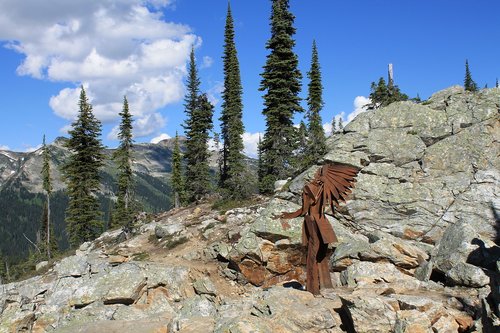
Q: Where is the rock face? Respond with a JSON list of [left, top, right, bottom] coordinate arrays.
[[1, 87, 499, 332]]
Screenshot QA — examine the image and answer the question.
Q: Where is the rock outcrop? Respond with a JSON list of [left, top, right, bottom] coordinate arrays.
[[1, 86, 498, 332]]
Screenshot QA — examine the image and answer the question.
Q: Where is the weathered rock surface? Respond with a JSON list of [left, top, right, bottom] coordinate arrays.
[[1, 87, 498, 332]]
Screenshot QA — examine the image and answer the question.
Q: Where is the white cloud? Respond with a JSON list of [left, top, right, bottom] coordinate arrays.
[[59, 124, 72, 135], [133, 113, 167, 137], [206, 81, 224, 107], [242, 132, 262, 158], [201, 55, 213, 69], [323, 122, 333, 136], [0, 145, 10, 150], [347, 96, 371, 123], [0, 0, 199, 139], [150, 133, 171, 144]]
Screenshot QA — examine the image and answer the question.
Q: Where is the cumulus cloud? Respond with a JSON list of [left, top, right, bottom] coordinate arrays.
[[206, 81, 224, 107], [150, 133, 171, 144], [242, 132, 262, 158], [0, 0, 199, 139], [0, 145, 10, 150], [347, 96, 371, 123], [323, 122, 333, 136]]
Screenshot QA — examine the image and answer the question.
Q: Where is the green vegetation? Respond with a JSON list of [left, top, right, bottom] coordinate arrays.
[[367, 76, 409, 110], [183, 49, 214, 202], [171, 132, 185, 208], [259, 0, 303, 193], [40, 135, 57, 260], [61, 87, 105, 247], [112, 96, 136, 231], [305, 40, 327, 164], [464, 59, 478, 92], [219, 3, 248, 200]]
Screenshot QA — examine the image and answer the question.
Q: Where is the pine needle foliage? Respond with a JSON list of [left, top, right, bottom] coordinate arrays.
[[259, 0, 303, 193], [61, 87, 105, 247], [220, 2, 248, 200], [464, 59, 478, 92], [184, 92, 214, 202], [306, 40, 327, 164], [112, 96, 136, 231], [171, 131, 185, 208], [40, 136, 57, 259]]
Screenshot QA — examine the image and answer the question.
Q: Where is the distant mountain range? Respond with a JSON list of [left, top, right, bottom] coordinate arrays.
[[0, 136, 255, 263]]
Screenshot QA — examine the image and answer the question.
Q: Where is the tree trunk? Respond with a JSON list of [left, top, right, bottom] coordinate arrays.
[[174, 191, 180, 209], [47, 194, 51, 260]]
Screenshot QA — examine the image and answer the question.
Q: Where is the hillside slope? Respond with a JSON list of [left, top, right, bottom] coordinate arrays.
[[0, 86, 498, 332]]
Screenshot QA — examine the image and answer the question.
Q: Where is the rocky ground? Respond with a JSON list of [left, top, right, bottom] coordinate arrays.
[[1, 86, 499, 332]]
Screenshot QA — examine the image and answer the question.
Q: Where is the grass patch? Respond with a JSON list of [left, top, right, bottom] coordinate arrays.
[[131, 252, 150, 261], [164, 236, 188, 250]]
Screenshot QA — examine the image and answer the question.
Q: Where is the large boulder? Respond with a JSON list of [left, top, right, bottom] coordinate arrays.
[[294, 86, 500, 245]]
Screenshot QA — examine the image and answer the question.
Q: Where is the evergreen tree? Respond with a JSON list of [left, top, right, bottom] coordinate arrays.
[[338, 116, 344, 131], [367, 76, 408, 109], [259, 0, 303, 193], [464, 59, 478, 92], [331, 117, 337, 135], [40, 135, 56, 259], [306, 40, 326, 163], [295, 120, 309, 170], [219, 3, 248, 200], [257, 135, 265, 190], [184, 93, 214, 202], [61, 87, 105, 247], [496, 78, 498, 88], [112, 96, 135, 231], [171, 131, 185, 208]]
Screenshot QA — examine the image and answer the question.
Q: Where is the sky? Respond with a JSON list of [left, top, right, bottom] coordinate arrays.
[[0, 0, 499, 156]]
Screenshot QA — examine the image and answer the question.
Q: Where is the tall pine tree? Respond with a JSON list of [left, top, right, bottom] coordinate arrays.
[[171, 131, 185, 208], [183, 49, 213, 202], [61, 87, 105, 247], [259, 0, 302, 193], [306, 40, 326, 164], [464, 59, 478, 92], [112, 96, 135, 231], [40, 135, 57, 259], [220, 2, 247, 199]]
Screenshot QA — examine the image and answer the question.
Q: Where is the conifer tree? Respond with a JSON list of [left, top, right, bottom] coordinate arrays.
[[331, 117, 337, 135], [184, 93, 214, 202], [171, 131, 185, 208], [295, 120, 309, 170], [464, 59, 478, 92], [220, 2, 247, 199], [183, 49, 213, 202], [61, 87, 105, 247], [257, 135, 265, 190], [496, 78, 498, 88], [259, 0, 303, 193], [367, 76, 408, 110], [40, 135, 56, 259], [112, 96, 135, 231], [338, 116, 344, 131], [306, 40, 326, 163]]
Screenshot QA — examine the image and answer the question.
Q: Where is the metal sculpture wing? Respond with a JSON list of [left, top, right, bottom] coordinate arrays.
[[278, 163, 359, 295]]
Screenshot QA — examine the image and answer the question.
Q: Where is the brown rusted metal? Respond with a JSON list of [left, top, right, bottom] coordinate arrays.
[[278, 163, 359, 295]]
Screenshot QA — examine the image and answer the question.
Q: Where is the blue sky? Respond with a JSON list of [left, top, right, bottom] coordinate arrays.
[[0, 0, 499, 155]]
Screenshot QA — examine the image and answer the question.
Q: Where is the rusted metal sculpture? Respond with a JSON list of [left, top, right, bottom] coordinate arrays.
[[278, 163, 359, 295]]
